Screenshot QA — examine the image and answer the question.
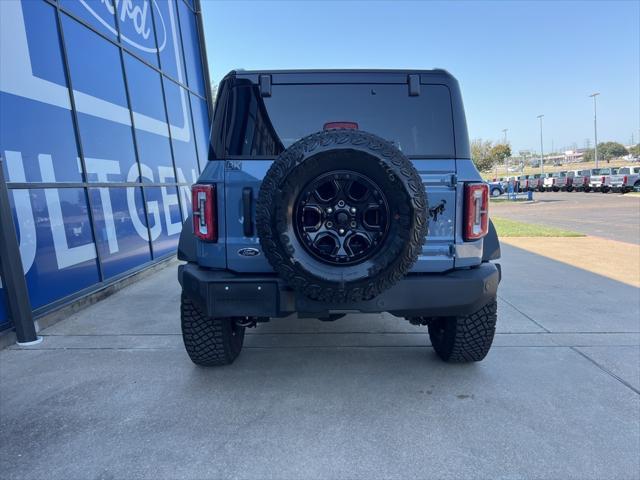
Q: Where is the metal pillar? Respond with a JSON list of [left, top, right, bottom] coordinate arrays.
[[589, 93, 600, 168], [0, 158, 41, 345]]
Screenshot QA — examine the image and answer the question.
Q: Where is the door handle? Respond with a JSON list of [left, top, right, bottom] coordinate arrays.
[[242, 187, 253, 237]]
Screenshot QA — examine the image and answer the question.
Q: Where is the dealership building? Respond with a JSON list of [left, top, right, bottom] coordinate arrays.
[[0, 0, 212, 338]]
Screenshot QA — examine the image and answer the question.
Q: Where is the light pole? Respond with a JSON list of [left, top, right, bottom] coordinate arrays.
[[589, 93, 600, 168], [499, 129, 508, 178], [537, 115, 544, 174]]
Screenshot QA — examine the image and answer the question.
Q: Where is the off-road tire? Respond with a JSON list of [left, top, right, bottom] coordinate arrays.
[[256, 129, 428, 303], [181, 294, 245, 366], [428, 299, 497, 363]]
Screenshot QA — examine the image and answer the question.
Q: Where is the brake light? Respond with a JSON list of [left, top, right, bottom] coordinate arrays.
[[583, 176, 589, 185], [552, 178, 556, 185], [323, 121, 359, 130], [623, 175, 628, 185], [601, 176, 605, 184], [464, 183, 489, 241], [192, 184, 217, 242]]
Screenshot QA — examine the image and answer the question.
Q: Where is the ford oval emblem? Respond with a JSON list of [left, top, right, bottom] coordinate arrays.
[[238, 247, 260, 257], [79, 0, 167, 54]]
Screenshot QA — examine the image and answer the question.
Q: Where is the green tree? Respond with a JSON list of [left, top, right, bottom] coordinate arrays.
[[471, 139, 494, 172], [598, 142, 628, 162], [490, 143, 511, 164], [629, 144, 640, 157]]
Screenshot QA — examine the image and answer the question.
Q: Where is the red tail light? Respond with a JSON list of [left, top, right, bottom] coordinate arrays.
[[464, 183, 489, 241], [601, 176, 605, 184], [192, 184, 217, 242], [551, 178, 556, 185], [623, 175, 628, 185], [583, 176, 589, 185]]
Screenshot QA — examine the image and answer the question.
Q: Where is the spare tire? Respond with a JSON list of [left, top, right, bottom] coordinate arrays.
[[256, 129, 428, 302]]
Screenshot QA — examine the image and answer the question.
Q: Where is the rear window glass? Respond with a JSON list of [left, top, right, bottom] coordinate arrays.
[[618, 168, 630, 174], [221, 84, 455, 158]]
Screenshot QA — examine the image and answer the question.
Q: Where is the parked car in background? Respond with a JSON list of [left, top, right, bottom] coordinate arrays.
[[528, 173, 543, 192], [609, 166, 640, 193], [556, 171, 572, 191], [598, 168, 619, 193], [587, 168, 614, 192], [543, 171, 568, 191], [505, 176, 518, 192], [537, 173, 552, 192], [488, 181, 504, 197], [518, 175, 533, 192], [567, 169, 591, 192]]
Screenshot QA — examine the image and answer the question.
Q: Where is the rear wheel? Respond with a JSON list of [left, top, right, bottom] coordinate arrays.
[[181, 294, 245, 366], [427, 299, 497, 363], [491, 188, 502, 197]]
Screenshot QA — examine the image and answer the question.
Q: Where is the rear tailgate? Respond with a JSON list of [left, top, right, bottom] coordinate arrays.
[[217, 76, 460, 274]]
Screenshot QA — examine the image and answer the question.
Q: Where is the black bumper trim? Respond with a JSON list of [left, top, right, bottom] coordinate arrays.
[[179, 263, 500, 319]]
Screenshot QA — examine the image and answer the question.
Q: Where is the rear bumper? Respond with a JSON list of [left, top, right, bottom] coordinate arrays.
[[179, 262, 501, 319]]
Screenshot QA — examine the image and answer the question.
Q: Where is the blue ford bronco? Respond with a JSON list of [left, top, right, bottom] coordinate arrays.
[[178, 69, 501, 366]]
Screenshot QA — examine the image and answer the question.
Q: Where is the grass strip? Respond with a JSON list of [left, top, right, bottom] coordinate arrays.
[[491, 217, 585, 237]]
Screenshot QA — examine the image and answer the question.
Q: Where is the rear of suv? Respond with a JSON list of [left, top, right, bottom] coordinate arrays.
[[178, 70, 501, 366]]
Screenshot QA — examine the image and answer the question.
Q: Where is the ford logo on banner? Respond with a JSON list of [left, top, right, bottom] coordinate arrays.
[[80, 0, 167, 53]]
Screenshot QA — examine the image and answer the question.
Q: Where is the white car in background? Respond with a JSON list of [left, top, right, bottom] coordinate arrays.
[[608, 166, 640, 193], [587, 168, 617, 192]]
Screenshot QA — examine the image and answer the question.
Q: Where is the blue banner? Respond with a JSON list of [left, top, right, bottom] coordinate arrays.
[[0, 0, 208, 326]]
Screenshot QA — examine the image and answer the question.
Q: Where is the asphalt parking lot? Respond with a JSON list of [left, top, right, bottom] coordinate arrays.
[[492, 191, 640, 244], [1, 241, 639, 479]]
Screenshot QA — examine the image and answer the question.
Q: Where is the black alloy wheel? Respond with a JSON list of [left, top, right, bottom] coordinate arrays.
[[294, 170, 390, 266]]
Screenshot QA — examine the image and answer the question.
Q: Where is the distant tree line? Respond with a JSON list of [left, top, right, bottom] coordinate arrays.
[[471, 139, 511, 172], [582, 142, 631, 163], [472, 139, 637, 172]]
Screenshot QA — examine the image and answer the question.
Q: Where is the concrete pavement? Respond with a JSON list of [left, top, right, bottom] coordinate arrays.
[[1, 246, 639, 479]]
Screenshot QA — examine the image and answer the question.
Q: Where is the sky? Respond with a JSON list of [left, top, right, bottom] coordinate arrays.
[[200, 0, 640, 155]]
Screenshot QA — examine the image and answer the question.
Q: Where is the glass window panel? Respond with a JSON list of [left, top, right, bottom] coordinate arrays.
[[1, 2, 82, 183], [118, 0, 160, 66], [22, 0, 67, 86], [63, 14, 138, 182], [124, 53, 174, 180], [77, 114, 138, 183], [89, 187, 152, 279], [177, 0, 205, 95], [62, 13, 128, 108], [10, 188, 100, 310], [163, 78, 199, 180], [189, 93, 210, 171], [226, 84, 455, 157], [143, 186, 182, 258], [124, 53, 167, 121], [59, 0, 118, 41], [1, 94, 83, 183], [155, 0, 186, 83]]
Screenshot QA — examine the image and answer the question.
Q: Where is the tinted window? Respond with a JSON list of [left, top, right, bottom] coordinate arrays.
[[221, 84, 455, 158], [59, 0, 117, 40], [618, 168, 630, 174]]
